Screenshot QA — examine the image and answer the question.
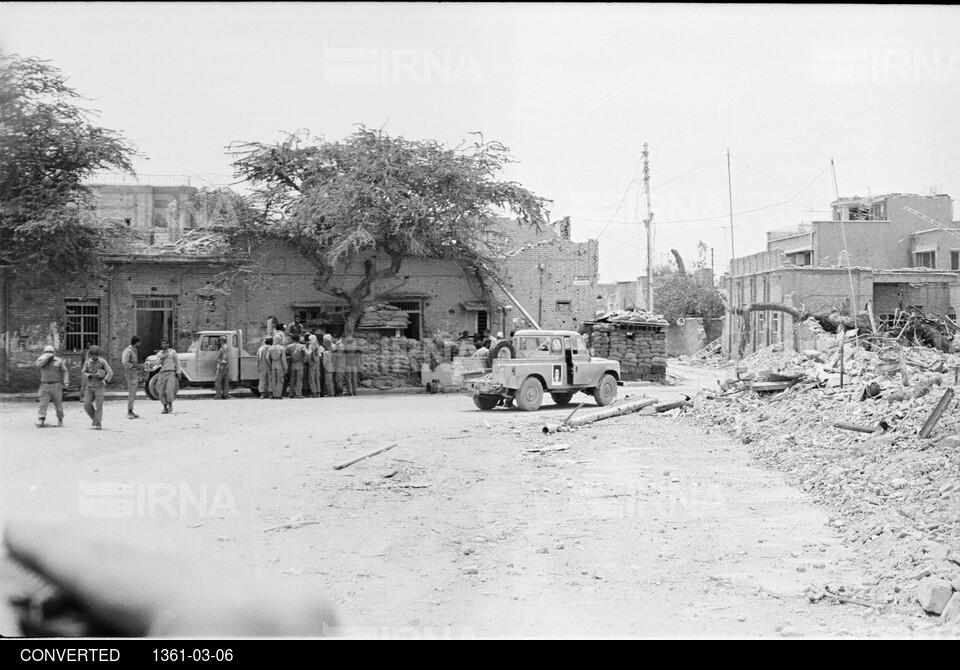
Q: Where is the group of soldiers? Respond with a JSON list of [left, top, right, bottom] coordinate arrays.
[[31, 314, 365, 429], [35, 335, 182, 430], [256, 316, 361, 399]]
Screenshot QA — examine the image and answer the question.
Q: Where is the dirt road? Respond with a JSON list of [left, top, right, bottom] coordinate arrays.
[[0, 370, 927, 638]]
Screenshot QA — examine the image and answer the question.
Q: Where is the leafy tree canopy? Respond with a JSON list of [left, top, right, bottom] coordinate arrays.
[[0, 53, 136, 280], [653, 243, 724, 323], [228, 126, 549, 333]]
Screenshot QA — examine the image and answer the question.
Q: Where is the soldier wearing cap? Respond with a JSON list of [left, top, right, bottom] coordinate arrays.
[[35, 345, 69, 428], [81, 345, 113, 429], [155, 338, 182, 414]]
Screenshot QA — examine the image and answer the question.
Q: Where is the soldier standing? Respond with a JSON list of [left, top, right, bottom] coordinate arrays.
[[121, 336, 142, 419], [286, 334, 307, 398], [256, 337, 272, 399], [344, 335, 360, 396], [35, 345, 68, 428], [268, 336, 287, 399], [333, 335, 346, 396], [321, 334, 334, 397], [155, 339, 181, 414], [306, 334, 321, 398], [214, 336, 231, 399], [81, 345, 113, 429]]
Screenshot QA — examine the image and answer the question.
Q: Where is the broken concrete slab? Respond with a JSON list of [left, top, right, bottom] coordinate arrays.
[[917, 576, 954, 615], [939, 592, 960, 624]]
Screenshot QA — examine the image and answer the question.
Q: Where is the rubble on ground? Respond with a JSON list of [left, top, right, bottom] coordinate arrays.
[[689, 336, 960, 619]]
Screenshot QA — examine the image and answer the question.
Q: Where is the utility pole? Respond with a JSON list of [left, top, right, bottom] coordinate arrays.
[[642, 143, 654, 312], [726, 149, 735, 262]]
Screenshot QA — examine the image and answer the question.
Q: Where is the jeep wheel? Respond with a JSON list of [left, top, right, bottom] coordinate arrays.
[[550, 392, 574, 406], [515, 377, 544, 411], [145, 371, 160, 401], [485, 341, 516, 368], [593, 373, 618, 406], [248, 384, 261, 398], [473, 394, 499, 411]]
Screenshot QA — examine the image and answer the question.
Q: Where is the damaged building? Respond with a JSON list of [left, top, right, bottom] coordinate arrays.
[[0, 180, 599, 391], [724, 192, 960, 357]]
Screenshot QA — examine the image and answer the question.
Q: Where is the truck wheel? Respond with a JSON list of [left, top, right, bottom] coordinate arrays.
[[473, 394, 499, 411], [593, 373, 618, 406], [145, 372, 160, 401], [550, 392, 574, 406], [485, 341, 516, 368], [248, 385, 261, 398], [515, 377, 544, 411]]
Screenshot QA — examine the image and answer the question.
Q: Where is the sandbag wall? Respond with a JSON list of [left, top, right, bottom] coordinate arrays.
[[588, 323, 668, 381]]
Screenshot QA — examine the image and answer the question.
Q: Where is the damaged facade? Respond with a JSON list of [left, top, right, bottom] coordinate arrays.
[[725, 193, 960, 358], [0, 182, 599, 391]]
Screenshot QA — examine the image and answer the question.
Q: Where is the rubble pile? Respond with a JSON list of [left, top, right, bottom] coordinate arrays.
[[587, 309, 669, 382], [691, 339, 960, 620], [357, 304, 410, 330]]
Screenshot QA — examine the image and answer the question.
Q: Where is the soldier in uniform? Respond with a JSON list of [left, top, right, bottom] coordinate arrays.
[[121, 336, 142, 419], [343, 335, 360, 396], [286, 334, 307, 398], [214, 336, 231, 399], [305, 334, 321, 398], [268, 336, 287, 399], [35, 345, 69, 428], [154, 339, 181, 414], [321, 334, 335, 398], [81, 345, 113, 429], [256, 337, 273, 399]]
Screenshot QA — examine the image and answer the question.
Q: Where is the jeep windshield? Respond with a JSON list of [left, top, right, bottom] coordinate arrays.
[[515, 336, 562, 358]]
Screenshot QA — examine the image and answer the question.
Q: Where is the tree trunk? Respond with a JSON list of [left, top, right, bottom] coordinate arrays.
[[728, 302, 858, 358]]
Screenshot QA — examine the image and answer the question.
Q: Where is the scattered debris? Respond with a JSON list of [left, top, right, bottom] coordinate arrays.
[[691, 341, 960, 617]]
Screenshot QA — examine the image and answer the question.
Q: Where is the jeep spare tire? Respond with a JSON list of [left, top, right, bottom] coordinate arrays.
[[485, 341, 516, 368]]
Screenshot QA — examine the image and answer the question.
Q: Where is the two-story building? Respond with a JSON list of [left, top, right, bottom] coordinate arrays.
[[725, 193, 960, 357]]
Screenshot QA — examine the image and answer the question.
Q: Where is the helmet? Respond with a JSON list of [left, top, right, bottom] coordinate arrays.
[[88, 345, 103, 356]]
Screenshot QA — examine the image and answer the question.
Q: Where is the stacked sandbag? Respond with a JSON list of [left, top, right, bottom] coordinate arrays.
[[587, 322, 668, 382], [358, 304, 410, 330]]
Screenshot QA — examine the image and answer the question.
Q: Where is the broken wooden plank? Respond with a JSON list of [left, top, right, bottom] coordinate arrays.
[[750, 381, 796, 392], [262, 520, 322, 534], [833, 422, 877, 434], [919, 388, 955, 439], [899, 347, 911, 387], [332, 442, 399, 470]]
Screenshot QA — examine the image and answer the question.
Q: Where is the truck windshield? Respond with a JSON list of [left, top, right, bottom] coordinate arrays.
[[187, 337, 203, 353]]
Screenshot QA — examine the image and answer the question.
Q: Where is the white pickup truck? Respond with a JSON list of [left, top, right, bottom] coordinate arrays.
[[143, 330, 261, 399]]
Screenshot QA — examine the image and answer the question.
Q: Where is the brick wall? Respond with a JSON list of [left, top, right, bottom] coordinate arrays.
[[1, 237, 601, 390], [497, 237, 599, 332]]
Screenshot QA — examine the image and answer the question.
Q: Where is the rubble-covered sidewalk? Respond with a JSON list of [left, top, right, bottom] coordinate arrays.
[[689, 336, 960, 625]]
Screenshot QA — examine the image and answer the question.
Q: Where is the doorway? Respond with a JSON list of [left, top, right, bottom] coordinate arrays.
[[135, 297, 175, 357]]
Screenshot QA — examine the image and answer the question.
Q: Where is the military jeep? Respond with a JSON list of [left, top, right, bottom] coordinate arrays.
[[462, 329, 621, 411]]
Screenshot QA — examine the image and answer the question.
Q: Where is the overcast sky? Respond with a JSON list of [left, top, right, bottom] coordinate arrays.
[[3, 3, 959, 282]]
